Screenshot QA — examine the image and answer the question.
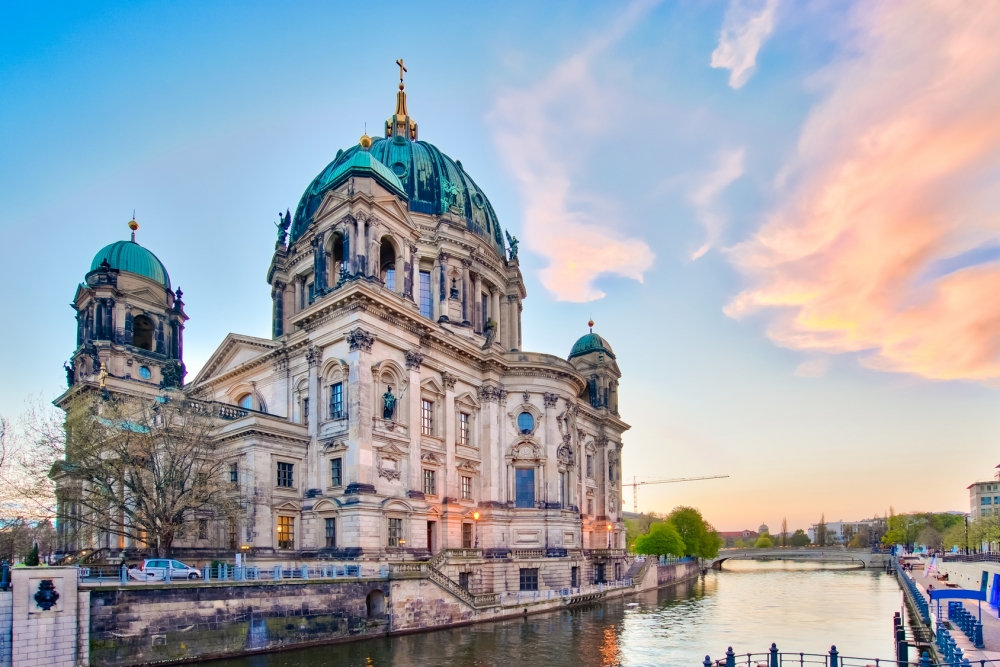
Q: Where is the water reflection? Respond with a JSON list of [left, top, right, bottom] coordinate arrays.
[[205, 562, 901, 667]]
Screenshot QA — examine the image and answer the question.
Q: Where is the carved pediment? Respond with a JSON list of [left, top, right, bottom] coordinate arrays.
[[456, 458, 480, 472], [321, 439, 348, 452], [376, 442, 407, 460], [420, 450, 443, 465], [507, 440, 541, 461]]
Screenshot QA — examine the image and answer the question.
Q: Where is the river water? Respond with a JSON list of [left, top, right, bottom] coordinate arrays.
[[207, 562, 903, 667]]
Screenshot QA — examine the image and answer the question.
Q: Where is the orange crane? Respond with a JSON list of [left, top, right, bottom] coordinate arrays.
[[623, 475, 729, 513]]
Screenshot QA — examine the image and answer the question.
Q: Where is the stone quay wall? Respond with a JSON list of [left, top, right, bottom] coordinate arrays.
[[658, 560, 701, 587], [88, 578, 392, 667]]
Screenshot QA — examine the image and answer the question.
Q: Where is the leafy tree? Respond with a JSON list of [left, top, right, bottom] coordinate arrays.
[[23, 543, 38, 566], [666, 506, 721, 558], [626, 512, 664, 551], [634, 522, 685, 557], [755, 533, 774, 548], [54, 393, 251, 558], [942, 522, 967, 551], [790, 529, 810, 547], [734, 538, 746, 549], [848, 532, 870, 548], [918, 526, 943, 552], [882, 509, 929, 549]]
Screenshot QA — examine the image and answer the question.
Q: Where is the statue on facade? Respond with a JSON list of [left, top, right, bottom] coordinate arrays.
[[274, 210, 291, 247], [64, 361, 74, 388], [160, 360, 185, 390], [505, 231, 519, 261], [382, 386, 396, 420], [481, 317, 497, 349]]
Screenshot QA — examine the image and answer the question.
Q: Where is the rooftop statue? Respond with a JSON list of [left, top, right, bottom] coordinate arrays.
[[505, 231, 519, 261], [482, 317, 497, 350], [275, 210, 291, 247]]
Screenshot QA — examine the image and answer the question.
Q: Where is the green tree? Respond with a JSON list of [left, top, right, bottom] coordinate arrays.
[[626, 513, 664, 551], [666, 506, 721, 558], [790, 529, 810, 547], [23, 543, 38, 566], [755, 533, 774, 548], [942, 521, 967, 551], [882, 509, 928, 549], [734, 538, 746, 549], [816, 514, 828, 547], [634, 522, 686, 557]]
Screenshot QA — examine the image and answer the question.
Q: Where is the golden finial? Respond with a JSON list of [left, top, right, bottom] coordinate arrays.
[[359, 133, 372, 150], [588, 318, 594, 332], [128, 211, 139, 242], [396, 58, 407, 90]]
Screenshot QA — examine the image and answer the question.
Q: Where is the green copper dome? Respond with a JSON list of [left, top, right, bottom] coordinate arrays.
[[90, 240, 171, 289], [569, 333, 616, 360], [291, 137, 504, 255]]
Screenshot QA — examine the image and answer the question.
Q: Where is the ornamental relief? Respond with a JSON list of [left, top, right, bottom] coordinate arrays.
[[420, 450, 443, 466], [456, 458, 480, 472], [506, 440, 542, 462]]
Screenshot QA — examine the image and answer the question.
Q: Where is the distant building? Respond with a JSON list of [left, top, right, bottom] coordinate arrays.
[[968, 465, 1000, 521], [808, 517, 886, 545], [718, 530, 760, 548], [758, 523, 769, 534]]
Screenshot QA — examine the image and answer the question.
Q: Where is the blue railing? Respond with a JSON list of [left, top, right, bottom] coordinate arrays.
[[703, 644, 997, 667], [897, 562, 931, 623], [946, 601, 985, 649]]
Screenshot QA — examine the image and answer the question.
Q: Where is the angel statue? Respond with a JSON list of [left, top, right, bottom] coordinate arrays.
[[481, 317, 497, 350], [274, 209, 291, 246], [505, 231, 519, 261]]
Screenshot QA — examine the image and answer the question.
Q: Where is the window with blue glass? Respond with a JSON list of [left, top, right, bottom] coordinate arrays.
[[419, 271, 432, 318], [517, 412, 534, 434], [515, 468, 535, 508], [329, 382, 343, 419], [984, 497, 992, 505]]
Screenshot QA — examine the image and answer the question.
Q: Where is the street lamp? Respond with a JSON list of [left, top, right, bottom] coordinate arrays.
[[606, 524, 612, 549], [473, 511, 481, 548]]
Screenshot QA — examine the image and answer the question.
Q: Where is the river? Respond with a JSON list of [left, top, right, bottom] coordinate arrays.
[[205, 561, 902, 667]]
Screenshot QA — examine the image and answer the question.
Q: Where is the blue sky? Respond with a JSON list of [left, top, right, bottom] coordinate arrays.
[[3, 0, 1000, 530]]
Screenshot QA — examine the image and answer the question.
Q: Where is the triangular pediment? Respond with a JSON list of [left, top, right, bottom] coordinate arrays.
[[190, 333, 279, 386], [375, 442, 407, 459], [420, 377, 444, 395]]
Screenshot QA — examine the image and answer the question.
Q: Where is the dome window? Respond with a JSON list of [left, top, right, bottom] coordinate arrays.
[[391, 161, 408, 177], [517, 412, 534, 434], [473, 193, 484, 209], [138, 366, 151, 380], [238, 394, 253, 410]]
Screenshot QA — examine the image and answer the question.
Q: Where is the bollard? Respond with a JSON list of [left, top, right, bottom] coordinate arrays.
[[919, 652, 931, 667], [0, 560, 8, 591], [829, 645, 839, 667], [770, 643, 779, 667], [726, 646, 735, 667], [955, 646, 964, 666], [704, 656, 712, 667], [273, 564, 281, 580], [974, 621, 984, 649]]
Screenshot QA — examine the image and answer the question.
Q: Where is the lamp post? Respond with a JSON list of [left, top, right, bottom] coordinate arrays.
[[473, 511, 480, 549], [606, 524, 612, 549]]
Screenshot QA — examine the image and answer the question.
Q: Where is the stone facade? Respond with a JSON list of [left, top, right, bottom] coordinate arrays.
[[10, 566, 83, 667], [53, 80, 630, 587]]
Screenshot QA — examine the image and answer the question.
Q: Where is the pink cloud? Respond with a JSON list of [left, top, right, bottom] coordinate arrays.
[[489, 0, 658, 302], [726, 2, 1000, 382]]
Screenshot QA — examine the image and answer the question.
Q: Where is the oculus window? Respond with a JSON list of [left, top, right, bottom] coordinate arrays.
[[517, 412, 534, 434]]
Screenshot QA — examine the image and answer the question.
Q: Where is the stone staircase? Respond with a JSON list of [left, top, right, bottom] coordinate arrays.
[[393, 551, 500, 610]]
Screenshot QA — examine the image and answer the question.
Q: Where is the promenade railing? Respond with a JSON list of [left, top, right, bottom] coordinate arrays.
[[703, 644, 995, 667]]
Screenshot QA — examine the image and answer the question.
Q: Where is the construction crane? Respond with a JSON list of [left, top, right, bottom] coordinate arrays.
[[623, 475, 730, 513]]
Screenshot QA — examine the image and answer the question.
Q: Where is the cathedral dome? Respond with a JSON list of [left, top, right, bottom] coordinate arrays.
[[569, 333, 616, 360], [90, 240, 171, 289], [290, 137, 504, 255]]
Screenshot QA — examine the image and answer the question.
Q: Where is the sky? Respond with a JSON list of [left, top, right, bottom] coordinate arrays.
[[3, 0, 1000, 531]]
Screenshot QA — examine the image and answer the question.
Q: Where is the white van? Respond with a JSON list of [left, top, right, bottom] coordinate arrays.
[[141, 558, 201, 580]]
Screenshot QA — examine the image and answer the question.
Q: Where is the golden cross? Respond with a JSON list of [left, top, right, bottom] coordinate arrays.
[[396, 58, 407, 85]]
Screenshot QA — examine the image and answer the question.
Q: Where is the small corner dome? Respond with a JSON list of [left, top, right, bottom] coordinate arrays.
[[90, 240, 171, 289], [759, 523, 769, 534], [569, 332, 616, 360]]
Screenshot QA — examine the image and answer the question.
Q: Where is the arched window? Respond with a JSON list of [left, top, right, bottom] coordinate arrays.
[[380, 239, 397, 291], [517, 412, 534, 434], [330, 233, 345, 284], [133, 315, 154, 351], [237, 394, 253, 410], [366, 590, 385, 618]]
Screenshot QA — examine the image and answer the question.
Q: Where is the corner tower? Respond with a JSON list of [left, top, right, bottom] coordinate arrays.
[[60, 218, 187, 404]]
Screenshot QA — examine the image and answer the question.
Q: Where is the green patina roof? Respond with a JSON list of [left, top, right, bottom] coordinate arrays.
[[291, 137, 504, 255], [323, 149, 407, 199], [90, 240, 171, 289], [568, 332, 616, 360]]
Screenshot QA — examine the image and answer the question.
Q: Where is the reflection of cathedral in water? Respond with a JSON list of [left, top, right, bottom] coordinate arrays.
[[56, 69, 629, 590]]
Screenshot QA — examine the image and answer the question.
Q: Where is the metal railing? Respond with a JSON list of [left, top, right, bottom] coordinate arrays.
[[497, 579, 634, 606], [79, 563, 385, 585], [702, 644, 992, 667], [896, 562, 931, 624], [942, 553, 1000, 564]]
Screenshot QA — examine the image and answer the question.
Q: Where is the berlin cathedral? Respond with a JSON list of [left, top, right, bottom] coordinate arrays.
[[56, 69, 630, 589]]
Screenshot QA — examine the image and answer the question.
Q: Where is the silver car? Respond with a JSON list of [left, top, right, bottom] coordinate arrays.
[[141, 558, 201, 580]]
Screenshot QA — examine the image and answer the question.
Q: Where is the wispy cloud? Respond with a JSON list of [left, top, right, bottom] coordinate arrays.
[[489, 1, 658, 302], [794, 358, 829, 378], [726, 2, 1000, 383], [691, 148, 745, 259], [711, 0, 780, 89]]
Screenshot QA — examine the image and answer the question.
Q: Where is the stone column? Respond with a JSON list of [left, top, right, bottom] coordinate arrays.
[[346, 328, 376, 489], [408, 245, 418, 301], [473, 274, 483, 334], [442, 372, 457, 501], [405, 349, 423, 497], [356, 218, 367, 277], [370, 223, 381, 278], [431, 254, 441, 319], [491, 289, 502, 349], [306, 345, 321, 498], [394, 244, 405, 294], [460, 260, 472, 325], [506, 295, 518, 351], [343, 220, 353, 276], [437, 252, 449, 322], [543, 393, 560, 507]]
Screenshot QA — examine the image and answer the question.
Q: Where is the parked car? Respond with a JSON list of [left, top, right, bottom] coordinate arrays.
[[141, 558, 201, 580]]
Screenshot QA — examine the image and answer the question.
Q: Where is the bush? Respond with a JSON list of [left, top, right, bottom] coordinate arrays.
[[23, 543, 39, 566], [755, 534, 774, 548]]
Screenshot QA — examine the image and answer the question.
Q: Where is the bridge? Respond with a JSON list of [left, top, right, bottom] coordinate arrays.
[[709, 548, 890, 569]]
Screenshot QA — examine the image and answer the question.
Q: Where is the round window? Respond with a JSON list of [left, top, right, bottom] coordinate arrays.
[[517, 412, 534, 434], [473, 193, 485, 209], [138, 366, 151, 380], [391, 161, 407, 177]]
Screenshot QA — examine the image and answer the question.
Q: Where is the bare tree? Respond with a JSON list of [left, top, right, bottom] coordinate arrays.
[[781, 517, 788, 547], [56, 393, 246, 558], [0, 402, 64, 523]]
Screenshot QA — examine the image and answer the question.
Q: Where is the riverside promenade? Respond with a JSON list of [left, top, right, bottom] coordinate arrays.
[[905, 556, 1000, 661]]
